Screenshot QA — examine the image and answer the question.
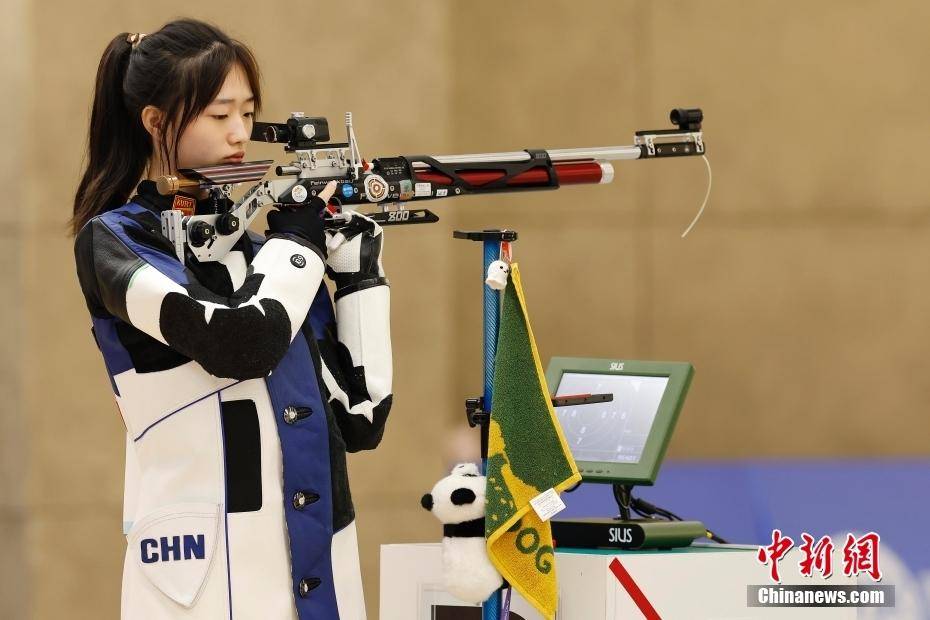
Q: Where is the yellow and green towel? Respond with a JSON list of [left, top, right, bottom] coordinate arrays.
[[485, 263, 581, 619]]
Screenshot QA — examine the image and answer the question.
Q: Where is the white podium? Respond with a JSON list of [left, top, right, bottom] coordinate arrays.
[[380, 543, 859, 619]]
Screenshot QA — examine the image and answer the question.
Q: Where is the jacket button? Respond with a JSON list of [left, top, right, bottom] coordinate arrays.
[[283, 406, 312, 424], [293, 491, 320, 510], [298, 577, 321, 597]]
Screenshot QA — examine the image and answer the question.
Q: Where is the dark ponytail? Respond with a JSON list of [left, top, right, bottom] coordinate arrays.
[[71, 19, 262, 236], [72, 33, 147, 237]]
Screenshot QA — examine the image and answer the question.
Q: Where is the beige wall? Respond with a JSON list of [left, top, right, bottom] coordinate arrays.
[[3, 1, 929, 618], [1, 0, 30, 616]]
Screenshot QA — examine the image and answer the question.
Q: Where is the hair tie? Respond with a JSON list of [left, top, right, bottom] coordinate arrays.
[[126, 32, 147, 49]]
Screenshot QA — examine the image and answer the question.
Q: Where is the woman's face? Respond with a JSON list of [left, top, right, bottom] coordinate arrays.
[[175, 63, 255, 170]]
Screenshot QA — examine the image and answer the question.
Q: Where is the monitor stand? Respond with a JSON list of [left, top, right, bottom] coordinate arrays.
[[552, 484, 706, 551]]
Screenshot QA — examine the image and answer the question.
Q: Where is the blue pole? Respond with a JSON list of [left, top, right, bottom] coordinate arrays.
[[482, 239, 501, 412], [481, 238, 501, 620]]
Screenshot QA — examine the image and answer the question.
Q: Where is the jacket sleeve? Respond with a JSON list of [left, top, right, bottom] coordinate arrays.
[[316, 281, 393, 452], [74, 216, 326, 380]]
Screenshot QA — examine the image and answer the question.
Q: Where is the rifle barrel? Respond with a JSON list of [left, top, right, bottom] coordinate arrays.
[[424, 145, 642, 165]]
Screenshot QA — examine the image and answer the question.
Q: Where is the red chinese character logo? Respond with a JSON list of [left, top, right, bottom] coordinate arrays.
[[842, 532, 882, 581], [798, 533, 834, 578], [757, 529, 794, 582]]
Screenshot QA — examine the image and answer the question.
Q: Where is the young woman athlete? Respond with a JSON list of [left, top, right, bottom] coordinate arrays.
[[72, 18, 392, 619]]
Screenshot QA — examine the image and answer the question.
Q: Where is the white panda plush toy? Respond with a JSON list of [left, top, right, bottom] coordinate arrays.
[[421, 462, 504, 603]]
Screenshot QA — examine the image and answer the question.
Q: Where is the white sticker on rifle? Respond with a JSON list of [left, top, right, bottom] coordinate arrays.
[[529, 488, 566, 522], [415, 182, 432, 197], [291, 185, 308, 203], [436, 188, 449, 197]]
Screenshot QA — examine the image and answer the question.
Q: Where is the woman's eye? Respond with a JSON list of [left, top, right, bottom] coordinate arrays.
[[244, 112, 255, 119], [212, 114, 229, 120]]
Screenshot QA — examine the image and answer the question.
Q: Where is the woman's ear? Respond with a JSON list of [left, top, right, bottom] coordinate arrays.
[[140, 105, 164, 139]]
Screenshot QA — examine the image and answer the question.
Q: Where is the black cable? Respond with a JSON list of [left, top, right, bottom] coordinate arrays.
[[611, 484, 633, 521], [704, 529, 729, 544], [631, 505, 664, 521], [633, 497, 683, 521], [630, 493, 730, 544]]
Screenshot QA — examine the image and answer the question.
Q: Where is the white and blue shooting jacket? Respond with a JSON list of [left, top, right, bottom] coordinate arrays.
[[74, 182, 393, 619]]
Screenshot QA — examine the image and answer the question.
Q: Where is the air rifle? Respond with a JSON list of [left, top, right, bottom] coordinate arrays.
[[156, 108, 705, 261]]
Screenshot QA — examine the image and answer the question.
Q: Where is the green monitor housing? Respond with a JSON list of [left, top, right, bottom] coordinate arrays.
[[545, 357, 694, 486]]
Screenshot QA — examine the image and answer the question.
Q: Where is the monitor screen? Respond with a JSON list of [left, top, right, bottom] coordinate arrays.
[[554, 372, 670, 465], [545, 358, 693, 485]]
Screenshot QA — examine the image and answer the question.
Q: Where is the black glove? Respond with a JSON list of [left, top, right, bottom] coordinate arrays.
[[266, 196, 327, 256]]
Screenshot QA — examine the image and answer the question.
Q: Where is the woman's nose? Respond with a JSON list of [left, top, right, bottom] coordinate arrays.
[[229, 117, 250, 144]]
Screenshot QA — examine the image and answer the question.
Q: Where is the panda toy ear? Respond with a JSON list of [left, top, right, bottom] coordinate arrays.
[[452, 462, 480, 477], [450, 488, 477, 506], [420, 493, 434, 511]]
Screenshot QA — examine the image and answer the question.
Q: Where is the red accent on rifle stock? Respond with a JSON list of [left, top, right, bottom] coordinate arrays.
[[415, 161, 604, 188]]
